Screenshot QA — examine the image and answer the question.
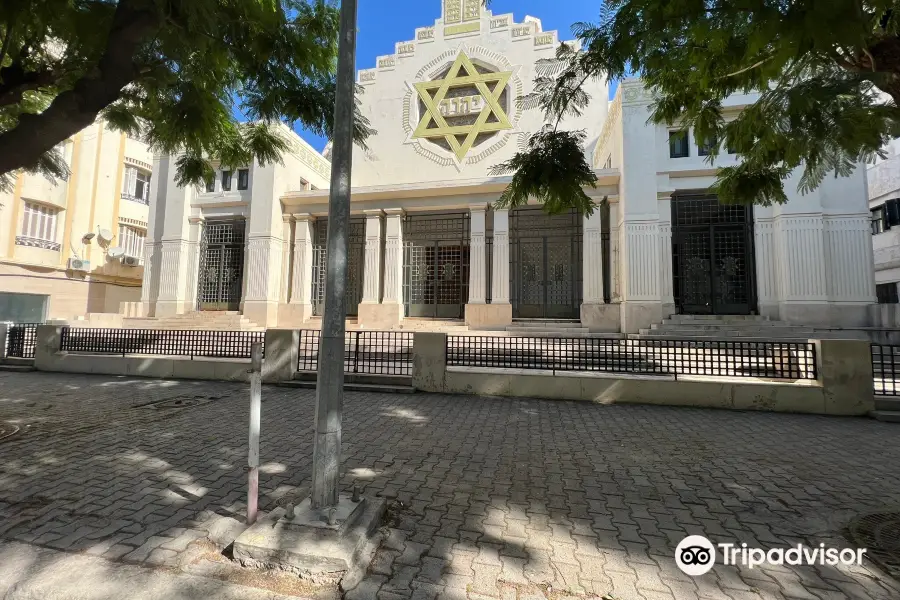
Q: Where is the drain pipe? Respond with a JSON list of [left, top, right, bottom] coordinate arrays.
[[246, 342, 263, 525]]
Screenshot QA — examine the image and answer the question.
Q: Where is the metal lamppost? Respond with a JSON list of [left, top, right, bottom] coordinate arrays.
[[311, 0, 358, 510]]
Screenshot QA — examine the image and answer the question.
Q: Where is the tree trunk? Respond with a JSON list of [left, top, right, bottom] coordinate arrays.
[[0, 0, 158, 176]]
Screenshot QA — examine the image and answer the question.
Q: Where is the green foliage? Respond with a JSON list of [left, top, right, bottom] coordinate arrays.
[[0, 0, 372, 189], [491, 126, 598, 215], [497, 0, 900, 208]]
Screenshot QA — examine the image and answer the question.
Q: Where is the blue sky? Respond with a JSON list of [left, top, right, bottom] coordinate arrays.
[[297, 0, 608, 151]]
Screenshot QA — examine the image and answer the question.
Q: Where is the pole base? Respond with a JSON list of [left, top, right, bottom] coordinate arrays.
[[232, 495, 386, 585]]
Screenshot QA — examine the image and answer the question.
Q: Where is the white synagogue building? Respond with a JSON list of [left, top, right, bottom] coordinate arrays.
[[140, 0, 877, 334]]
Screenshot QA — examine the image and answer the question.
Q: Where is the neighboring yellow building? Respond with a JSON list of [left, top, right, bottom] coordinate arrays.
[[0, 121, 151, 322]]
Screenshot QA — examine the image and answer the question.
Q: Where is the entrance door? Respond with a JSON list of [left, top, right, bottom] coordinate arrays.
[[310, 218, 365, 317], [402, 212, 470, 319], [197, 221, 245, 311], [672, 195, 755, 315], [510, 209, 582, 319]]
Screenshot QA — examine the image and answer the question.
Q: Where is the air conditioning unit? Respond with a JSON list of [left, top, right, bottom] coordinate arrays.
[[68, 258, 90, 272], [122, 256, 141, 267]]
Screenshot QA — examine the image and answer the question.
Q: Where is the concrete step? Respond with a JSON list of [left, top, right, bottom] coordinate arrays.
[[665, 315, 771, 323], [870, 410, 900, 423], [505, 327, 589, 334], [508, 322, 585, 329], [875, 397, 900, 411], [656, 321, 798, 329], [0, 364, 35, 372], [281, 380, 415, 394]]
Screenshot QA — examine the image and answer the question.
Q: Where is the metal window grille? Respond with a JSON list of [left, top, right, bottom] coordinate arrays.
[[311, 218, 365, 317], [197, 220, 245, 311], [872, 344, 900, 395], [60, 328, 264, 359], [446, 336, 817, 380], [6, 323, 39, 358], [510, 208, 583, 319], [297, 330, 413, 376], [402, 212, 470, 319], [671, 194, 755, 316]]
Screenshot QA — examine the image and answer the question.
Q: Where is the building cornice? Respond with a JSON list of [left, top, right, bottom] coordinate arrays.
[[281, 169, 619, 206]]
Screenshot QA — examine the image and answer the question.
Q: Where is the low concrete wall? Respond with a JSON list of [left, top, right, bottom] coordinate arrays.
[[413, 333, 875, 416], [34, 325, 251, 382]]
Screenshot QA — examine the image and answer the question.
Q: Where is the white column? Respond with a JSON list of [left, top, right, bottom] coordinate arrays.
[[362, 210, 383, 303], [491, 209, 510, 304], [658, 196, 674, 308], [290, 214, 314, 305], [383, 209, 404, 304], [181, 217, 202, 312], [582, 210, 604, 304], [609, 202, 620, 302], [280, 216, 292, 303], [468, 204, 487, 304]]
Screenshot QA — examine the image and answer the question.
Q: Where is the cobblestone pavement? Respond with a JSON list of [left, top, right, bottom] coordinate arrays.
[[1, 371, 900, 600]]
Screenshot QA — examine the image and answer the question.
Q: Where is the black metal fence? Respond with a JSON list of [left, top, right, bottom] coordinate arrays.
[[447, 336, 818, 380], [872, 344, 900, 395], [6, 323, 39, 358], [60, 328, 264, 359], [298, 330, 413, 376]]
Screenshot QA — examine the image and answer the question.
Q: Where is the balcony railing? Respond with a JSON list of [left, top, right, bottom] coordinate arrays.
[[15, 236, 60, 251]]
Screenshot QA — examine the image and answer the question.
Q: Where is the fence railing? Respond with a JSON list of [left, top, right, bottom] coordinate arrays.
[[298, 330, 413, 376], [872, 343, 900, 396], [446, 336, 818, 380], [6, 323, 39, 358], [60, 328, 264, 359]]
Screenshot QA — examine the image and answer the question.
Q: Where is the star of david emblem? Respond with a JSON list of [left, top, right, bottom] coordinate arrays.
[[412, 51, 512, 162]]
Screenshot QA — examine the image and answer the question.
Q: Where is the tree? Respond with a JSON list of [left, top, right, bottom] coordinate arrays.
[[0, 0, 372, 190], [493, 0, 900, 212]]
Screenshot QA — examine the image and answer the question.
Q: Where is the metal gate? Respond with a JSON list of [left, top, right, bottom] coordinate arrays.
[[403, 213, 470, 318], [310, 218, 365, 317], [510, 208, 582, 319], [672, 194, 755, 315], [197, 220, 245, 311]]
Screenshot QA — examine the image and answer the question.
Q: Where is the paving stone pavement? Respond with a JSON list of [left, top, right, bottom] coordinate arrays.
[[1, 371, 900, 600]]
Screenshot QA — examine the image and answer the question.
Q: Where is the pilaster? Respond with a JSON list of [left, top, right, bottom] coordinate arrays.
[[580, 207, 619, 332], [468, 204, 487, 304], [491, 208, 510, 304], [182, 217, 202, 312], [359, 208, 404, 328], [383, 209, 404, 305], [242, 234, 283, 326], [582, 210, 604, 303], [290, 214, 315, 306], [657, 196, 674, 316], [361, 210, 384, 303]]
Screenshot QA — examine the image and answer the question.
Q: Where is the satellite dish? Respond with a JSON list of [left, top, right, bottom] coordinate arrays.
[[107, 247, 125, 259], [97, 229, 113, 244]]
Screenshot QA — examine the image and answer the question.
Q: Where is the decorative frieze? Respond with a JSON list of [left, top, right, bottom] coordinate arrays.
[[417, 27, 435, 41], [445, 22, 480, 36], [490, 17, 509, 29], [377, 56, 395, 69], [358, 69, 376, 83], [511, 25, 533, 39], [534, 33, 554, 46], [397, 42, 415, 56]]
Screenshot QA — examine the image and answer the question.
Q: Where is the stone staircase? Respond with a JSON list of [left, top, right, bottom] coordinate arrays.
[[634, 315, 870, 341], [504, 320, 622, 339], [872, 397, 900, 423], [123, 311, 263, 331]]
